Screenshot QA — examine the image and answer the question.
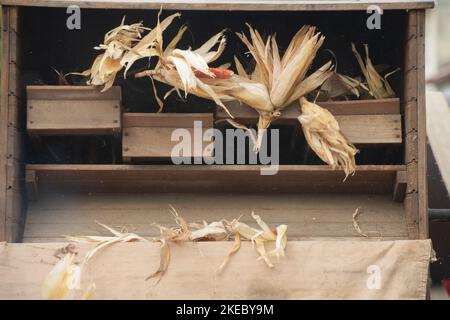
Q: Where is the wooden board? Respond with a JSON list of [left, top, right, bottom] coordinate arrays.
[[25, 164, 406, 194], [23, 192, 407, 242], [0, 240, 432, 299], [123, 113, 214, 161], [27, 86, 121, 136], [0, 0, 435, 11], [1, 6, 24, 242], [217, 99, 402, 145]]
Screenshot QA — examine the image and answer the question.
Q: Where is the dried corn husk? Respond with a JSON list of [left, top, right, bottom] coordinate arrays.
[[134, 19, 234, 116], [298, 97, 358, 179], [76, 17, 149, 91], [351, 43, 396, 99], [320, 72, 371, 99], [224, 25, 333, 150], [147, 208, 288, 283], [42, 253, 81, 300]]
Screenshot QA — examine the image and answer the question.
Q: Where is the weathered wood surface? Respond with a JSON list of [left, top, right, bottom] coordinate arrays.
[[217, 99, 402, 145], [1, 6, 24, 242], [123, 113, 213, 161], [25, 164, 406, 194], [23, 192, 407, 242], [27, 86, 121, 136], [403, 10, 428, 240], [0, 240, 432, 299], [0, 0, 435, 11]]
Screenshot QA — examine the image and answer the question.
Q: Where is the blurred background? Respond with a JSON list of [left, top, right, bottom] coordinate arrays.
[[425, 0, 450, 300]]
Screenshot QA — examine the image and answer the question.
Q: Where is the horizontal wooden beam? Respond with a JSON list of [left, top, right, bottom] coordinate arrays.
[[26, 164, 406, 195], [0, 240, 432, 299], [0, 0, 435, 11], [27, 86, 122, 136], [217, 99, 402, 145]]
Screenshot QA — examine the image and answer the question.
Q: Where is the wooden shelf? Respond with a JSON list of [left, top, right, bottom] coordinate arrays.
[[26, 164, 406, 196]]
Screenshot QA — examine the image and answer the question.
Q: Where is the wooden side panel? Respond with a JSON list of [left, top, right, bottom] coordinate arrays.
[[0, 6, 24, 242], [403, 10, 428, 240]]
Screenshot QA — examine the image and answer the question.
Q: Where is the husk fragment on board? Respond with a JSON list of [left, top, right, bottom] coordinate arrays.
[[147, 208, 288, 283], [351, 43, 396, 99], [42, 253, 80, 300], [42, 222, 148, 299], [298, 97, 358, 179]]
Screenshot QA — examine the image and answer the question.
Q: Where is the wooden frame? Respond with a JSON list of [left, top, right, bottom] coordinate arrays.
[[0, 0, 435, 11], [0, 4, 430, 246]]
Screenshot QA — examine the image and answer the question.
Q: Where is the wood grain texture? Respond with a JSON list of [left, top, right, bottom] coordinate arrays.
[[403, 10, 420, 240], [123, 113, 213, 160], [416, 10, 428, 240], [26, 164, 406, 194], [27, 86, 121, 136], [0, 0, 435, 11], [0, 240, 432, 299], [217, 100, 402, 145], [0, 6, 11, 241], [23, 192, 407, 242]]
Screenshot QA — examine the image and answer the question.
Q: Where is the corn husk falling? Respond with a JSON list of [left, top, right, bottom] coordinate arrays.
[[298, 97, 358, 179], [351, 43, 396, 99]]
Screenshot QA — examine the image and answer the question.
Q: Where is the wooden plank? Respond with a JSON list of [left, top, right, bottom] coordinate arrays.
[[416, 10, 428, 240], [0, 7, 11, 241], [0, 240, 432, 299], [393, 170, 407, 202], [123, 113, 214, 160], [218, 113, 402, 145], [218, 98, 401, 120], [124, 113, 213, 128], [403, 10, 420, 240], [0, 0, 435, 11], [26, 85, 121, 100], [23, 189, 408, 240], [25, 164, 406, 194], [23, 192, 407, 240], [27, 100, 121, 136]]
